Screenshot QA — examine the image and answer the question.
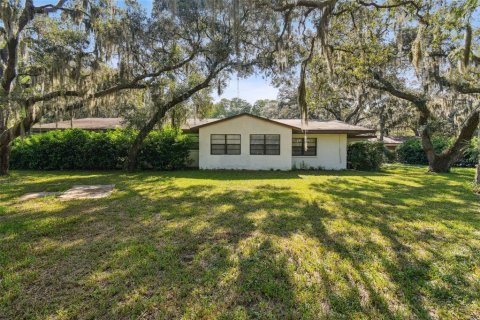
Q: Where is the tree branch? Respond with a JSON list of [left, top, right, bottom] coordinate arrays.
[[345, 89, 365, 123], [1, 0, 68, 92], [270, 0, 337, 11], [434, 74, 480, 94], [439, 109, 479, 163], [369, 72, 427, 106], [25, 90, 80, 106], [356, 0, 427, 24], [356, 0, 418, 9], [34, 0, 68, 14]]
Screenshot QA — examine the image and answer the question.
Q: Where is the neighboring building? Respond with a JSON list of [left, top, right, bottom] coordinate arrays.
[[369, 136, 417, 150], [31, 113, 375, 170], [31, 117, 125, 132]]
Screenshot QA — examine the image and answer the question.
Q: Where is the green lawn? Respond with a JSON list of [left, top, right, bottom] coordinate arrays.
[[0, 165, 479, 319]]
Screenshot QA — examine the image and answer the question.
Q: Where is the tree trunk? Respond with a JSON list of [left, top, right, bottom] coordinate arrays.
[[379, 106, 386, 141], [370, 72, 480, 173], [428, 155, 451, 173], [125, 106, 168, 171], [0, 142, 10, 175], [0, 110, 9, 175], [124, 64, 224, 171], [0, 106, 36, 176], [423, 110, 479, 173]]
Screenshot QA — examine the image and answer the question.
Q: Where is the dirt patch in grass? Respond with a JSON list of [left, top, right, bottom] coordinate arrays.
[[58, 185, 115, 200], [18, 185, 115, 201]]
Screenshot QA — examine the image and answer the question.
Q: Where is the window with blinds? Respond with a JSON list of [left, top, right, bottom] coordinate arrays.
[[292, 138, 317, 156], [210, 134, 241, 155], [250, 134, 280, 155]]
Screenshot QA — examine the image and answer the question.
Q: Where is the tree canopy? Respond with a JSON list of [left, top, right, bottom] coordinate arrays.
[[1, 0, 479, 174]]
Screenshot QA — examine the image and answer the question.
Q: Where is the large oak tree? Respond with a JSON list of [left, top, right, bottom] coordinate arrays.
[[0, 0, 195, 175], [269, 0, 479, 172]]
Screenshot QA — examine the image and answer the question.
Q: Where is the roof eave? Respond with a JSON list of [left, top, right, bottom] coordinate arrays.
[[181, 128, 199, 133], [188, 113, 300, 131], [293, 129, 376, 135]]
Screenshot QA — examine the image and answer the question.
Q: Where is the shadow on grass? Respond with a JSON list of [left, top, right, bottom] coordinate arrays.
[[0, 167, 478, 319]]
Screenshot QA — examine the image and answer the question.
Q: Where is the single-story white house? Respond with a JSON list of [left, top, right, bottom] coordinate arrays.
[[183, 113, 375, 170], [31, 113, 375, 170]]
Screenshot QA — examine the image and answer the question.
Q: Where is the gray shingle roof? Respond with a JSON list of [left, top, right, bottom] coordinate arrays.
[[32, 114, 375, 134], [369, 136, 417, 145], [184, 114, 375, 134], [32, 118, 124, 130], [273, 119, 375, 133]]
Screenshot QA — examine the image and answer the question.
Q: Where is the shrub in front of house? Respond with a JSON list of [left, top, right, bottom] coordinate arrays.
[[454, 137, 479, 167], [396, 137, 478, 167], [10, 128, 192, 170], [396, 138, 446, 165], [139, 128, 192, 170], [347, 141, 384, 171]]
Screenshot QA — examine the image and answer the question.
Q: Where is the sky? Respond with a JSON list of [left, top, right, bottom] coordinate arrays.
[[213, 75, 279, 104]]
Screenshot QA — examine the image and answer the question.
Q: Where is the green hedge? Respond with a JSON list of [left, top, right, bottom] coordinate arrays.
[[454, 137, 479, 167], [396, 137, 478, 167], [347, 141, 384, 171], [10, 128, 193, 170]]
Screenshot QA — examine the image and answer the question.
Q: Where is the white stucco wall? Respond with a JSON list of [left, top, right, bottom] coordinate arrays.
[[199, 115, 292, 170], [292, 134, 347, 170]]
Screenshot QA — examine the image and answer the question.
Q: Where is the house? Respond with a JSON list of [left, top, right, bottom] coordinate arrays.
[[369, 136, 416, 150], [31, 118, 124, 132], [31, 113, 375, 170], [183, 114, 375, 170]]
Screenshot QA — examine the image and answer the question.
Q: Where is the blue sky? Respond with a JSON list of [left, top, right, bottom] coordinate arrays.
[[214, 75, 279, 103]]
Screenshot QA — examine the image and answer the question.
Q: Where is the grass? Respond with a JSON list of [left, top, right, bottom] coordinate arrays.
[[0, 164, 479, 319]]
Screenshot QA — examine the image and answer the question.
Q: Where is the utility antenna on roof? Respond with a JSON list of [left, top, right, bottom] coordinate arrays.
[[236, 73, 240, 100]]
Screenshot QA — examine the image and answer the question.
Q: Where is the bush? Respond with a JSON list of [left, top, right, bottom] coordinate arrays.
[[396, 139, 428, 165], [383, 147, 397, 163], [396, 137, 478, 167], [10, 128, 193, 170], [454, 137, 479, 167], [139, 128, 192, 170], [347, 141, 384, 171]]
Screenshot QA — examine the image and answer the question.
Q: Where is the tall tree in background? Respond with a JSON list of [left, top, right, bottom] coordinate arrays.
[[0, 0, 95, 175], [270, 0, 479, 172], [362, 1, 480, 172], [0, 0, 198, 175], [209, 98, 259, 118]]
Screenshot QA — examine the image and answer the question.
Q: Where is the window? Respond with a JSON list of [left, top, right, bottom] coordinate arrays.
[[292, 138, 317, 156], [250, 134, 280, 155], [210, 134, 241, 155]]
